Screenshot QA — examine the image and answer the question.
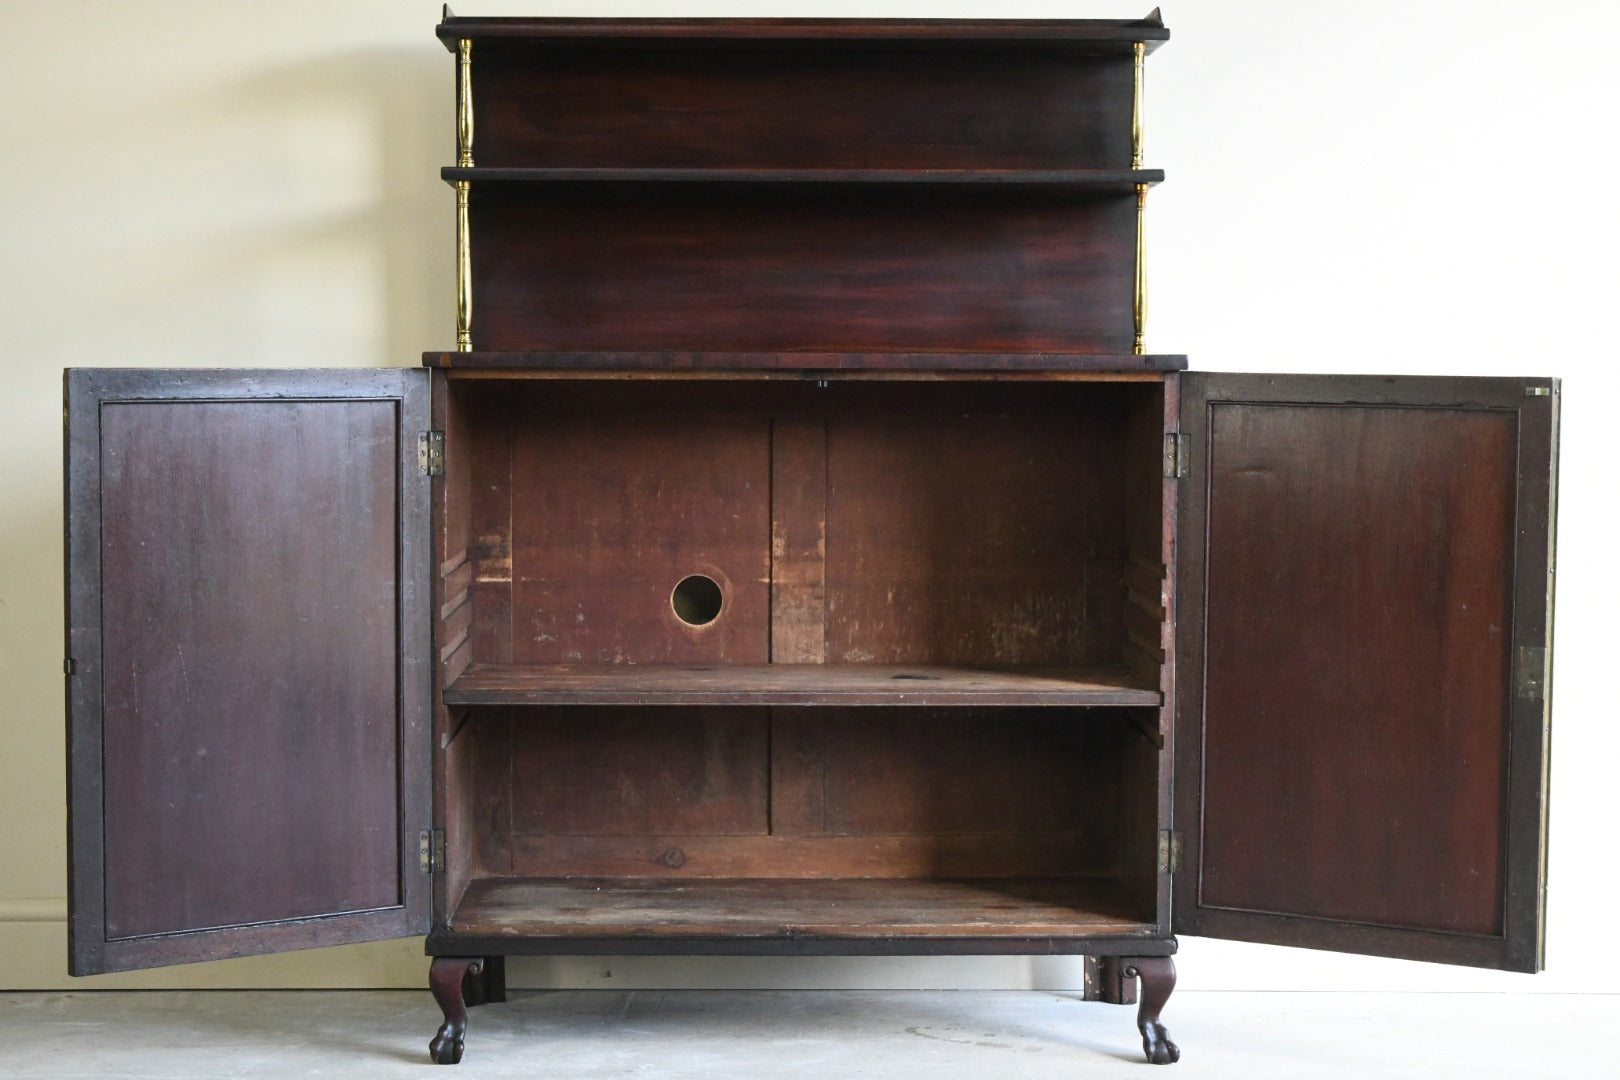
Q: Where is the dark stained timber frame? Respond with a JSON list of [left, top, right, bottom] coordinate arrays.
[[64, 368, 434, 974], [1173, 373, 1557, 972]]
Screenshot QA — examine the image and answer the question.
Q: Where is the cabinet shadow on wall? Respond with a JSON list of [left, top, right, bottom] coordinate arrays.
[[144, 47, 453, 366]]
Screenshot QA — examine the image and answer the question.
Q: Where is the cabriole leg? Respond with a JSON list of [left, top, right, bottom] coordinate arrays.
[[1122, 956, 1180, 1065], [429, 956, 485, 1065]]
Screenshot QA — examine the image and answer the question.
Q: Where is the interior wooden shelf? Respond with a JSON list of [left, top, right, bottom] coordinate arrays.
[[421, 350, 1188, 373], [443, 663, 1162, 708], [442, 167, 1163, 190], [445, 876, 1156, 941]]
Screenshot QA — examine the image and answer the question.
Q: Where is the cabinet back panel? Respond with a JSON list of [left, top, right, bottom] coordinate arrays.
[[1197, 403, 1516, 936], [475, 46, 1131, 170], [824, 386, 1128, 666], [809, 710, 1091, 835], [470, 186, 1135, 353], [480, 706, 1147, 879], [509, 707, 770, 836], [507, 397, 773, 665], [457, 381, 1159, 670], [97, 400, 403, 939], [503, 835, 1106, 882]]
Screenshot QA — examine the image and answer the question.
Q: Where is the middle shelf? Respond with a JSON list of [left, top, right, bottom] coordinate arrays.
[[444, 663, 1162, 708]]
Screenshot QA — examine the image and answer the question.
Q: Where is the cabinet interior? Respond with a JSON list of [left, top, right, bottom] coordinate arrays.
[[434, 376, 1169, 942]]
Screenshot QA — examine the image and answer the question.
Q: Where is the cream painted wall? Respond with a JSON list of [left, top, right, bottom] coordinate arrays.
[[2, 0, 1615, 994]]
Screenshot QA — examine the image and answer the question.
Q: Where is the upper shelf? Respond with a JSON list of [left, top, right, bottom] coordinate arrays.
[[436, 14, 1170, 54], [441, 167, 1163, 191], [420, 351, 1188, 374], [444, 663, 1162, 708]]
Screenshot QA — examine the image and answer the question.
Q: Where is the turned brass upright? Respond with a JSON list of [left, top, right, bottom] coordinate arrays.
[[457, 38, 474, 168], [1134, 183, 1148, 355], [456, 38, 474, 351], [1131, 41, 1144, 170], [1132, 41, 1147, 354]]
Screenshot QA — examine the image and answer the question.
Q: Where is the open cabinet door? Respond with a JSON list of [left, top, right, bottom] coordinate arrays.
[[1172, 374, 1557, 972], [64, 369, 433, 974]]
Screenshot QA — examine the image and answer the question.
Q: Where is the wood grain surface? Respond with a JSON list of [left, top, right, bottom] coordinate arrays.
[[470, 185, 1136, 354], [1198, 402, 1514, 934], [448, 876, 1153, 939], [98, 399, 402, 938], [1174, 374, 1558, 972], [445, 663, 1159, 707], [64, 368, 432, 974], [470, 46, 1134, 170]]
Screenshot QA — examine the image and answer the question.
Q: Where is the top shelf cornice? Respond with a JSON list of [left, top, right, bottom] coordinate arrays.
[[435, 13, 1170, 54]]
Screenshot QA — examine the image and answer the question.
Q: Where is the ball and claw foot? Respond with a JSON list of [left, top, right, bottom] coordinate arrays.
[[429, 1024, 466, 1065], [428, 956, 484, 1066], [1121, 956, 1179, 1065], [1141, 1020, 1180, 1065]]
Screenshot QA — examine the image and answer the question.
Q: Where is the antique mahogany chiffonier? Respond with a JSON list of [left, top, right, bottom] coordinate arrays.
[[63, 11, 1558, 1067]]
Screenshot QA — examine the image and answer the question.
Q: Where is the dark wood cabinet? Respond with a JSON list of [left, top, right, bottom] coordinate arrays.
[[62, 14, 1557, 1067]]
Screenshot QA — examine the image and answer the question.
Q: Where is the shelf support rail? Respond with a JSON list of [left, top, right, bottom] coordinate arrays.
[[456, 37, 474, 351], [1132, 41, 1147, 355]]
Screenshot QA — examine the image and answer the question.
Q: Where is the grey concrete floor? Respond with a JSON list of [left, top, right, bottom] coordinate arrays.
[[0, 989, 1612, 1079]]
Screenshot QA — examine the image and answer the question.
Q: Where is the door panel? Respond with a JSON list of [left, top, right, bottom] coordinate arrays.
[[65, 369, 432, 974], [1173, 374, 1556, 972]]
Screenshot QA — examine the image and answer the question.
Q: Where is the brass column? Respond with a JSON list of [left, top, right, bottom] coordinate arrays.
[[1134, 184, 1148, 355], [1132, 41, 1146, 355], [456, 38, 474, 352], [1131, 41, 1144, 170]]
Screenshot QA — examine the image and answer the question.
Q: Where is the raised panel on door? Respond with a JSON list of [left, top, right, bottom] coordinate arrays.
[[64, 368, 433, 974], [1173, 373, 1556, 971]]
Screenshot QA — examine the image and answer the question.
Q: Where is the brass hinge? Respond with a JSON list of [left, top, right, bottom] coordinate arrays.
[[419, 829, 446, 874], [418, 430, 445, 477], [1157, 830, 1183, 874], [1163, 433, 1190, 479], [1516, 646, 1548, 700], [64, 658, 76, 676]]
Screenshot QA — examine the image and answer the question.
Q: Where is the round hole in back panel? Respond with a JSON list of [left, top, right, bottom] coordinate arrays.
[[670, 574, 724, 627]]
